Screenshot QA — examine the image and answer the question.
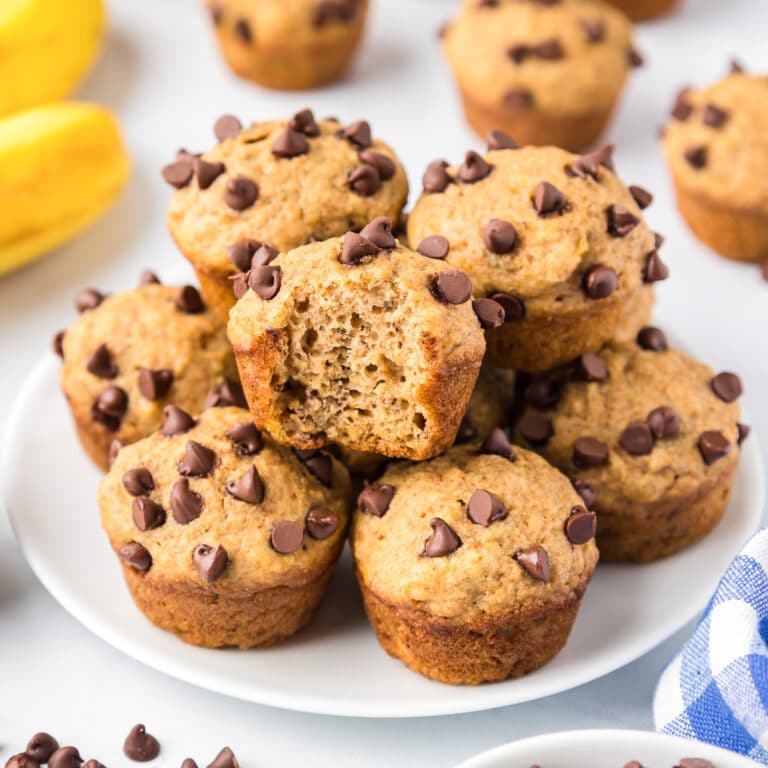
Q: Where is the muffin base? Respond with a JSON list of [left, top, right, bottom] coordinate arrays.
[[673, 180, 768, 263], [605, 0, 678, 21]]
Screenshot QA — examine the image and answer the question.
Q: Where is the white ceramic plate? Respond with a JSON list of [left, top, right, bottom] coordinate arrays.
[[454, 729, 761, 768], [3, 355, 765, 718]]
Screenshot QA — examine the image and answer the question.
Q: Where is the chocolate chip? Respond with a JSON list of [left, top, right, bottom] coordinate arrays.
[[47, 750, 81, 768], [637, 326, 668, 351], [53, 330, 65, 358], [671, 89, 693, 121], [306, 506, 340, 540], [138, 368, 174, 401], [6, 754, 38, 768], [194, 544, 229, 583], [702, 104, 729, 128], [161, 159, 193, 188], [123, 724, 160, 762], [467, 489, 507, 527], [647, 406, 680, 439], [607, 204, 640, 237], [207, 748, 239, 768], [431, 270, 472, 304], [178, 440, 216, 477], [643, 251, 670, 283], [677, 761, 715, 768], [340, 120, 371, 148], [525, 376, 560, 409], [568, 144, 614, 179], [132, 497, 166, 531], [272, 127, 309, 158], [204, 378, 247, 409], [620, 421, 654, 456], [417, 235, 450, 259], [348, 164, 381, 196], [710, 372, 743, 402], [75, 288, 105, 313], [250, 243, 279, 267], [684, 146, 708, 169], [175, 284, 205, 313], [456, 416, 477, 443], [480, 427, 515, 460], [289, 109, 320, 137], [248, 265, 281, 299], [572, 478, 596, 507], [271, 521, 304, 553], [192, 158, 224, 190], [472, 297, 505, 329], [341, 231, 379, 265], [119, 542, 152, 572], [182, 760, 199, 768], [139, 269, 161, 285], [162, 405, 196, 436], [225, 422, 263, 455], [575, 352, 608, 381], [580, 17, 604, 43], [533, 181, 565, 215], [214, 114, 242, 142], [90, 386, 128, 431], [86, 343, 118, 379], [224, 176, 259, 210], [226, 465, 264, 504], [565, 506, 597, 544], [483, 219, 517, 253], [515, 546, 551, 581], [170, 478, 203, 523], [628, 185, 652, 210], [123, 467, 155, 496], [27, 735, 59, 764], [422, 160, 452, 193], [533, 39, 563, 59], [627, 47, 643, 67], [358, 483, 395, 516], [698, 430, 730, 465], [360, 216, 396, 249], [485, 131, 517, 152], [233, 18, 252, 43], [507, 44, 530, 64], [422, 518, 462, 557], [518, 413, 553, 446], [109, 439, 124, 466], [582, 264, 618, 299], [737, 423, 751, 445], [303, 452, 334, 487], [359, 150, 396, 180], [227, 239, 259, 271], [573, 437, 609, 468], [490, 291, 525, 321], [457, 151, 491, 183]]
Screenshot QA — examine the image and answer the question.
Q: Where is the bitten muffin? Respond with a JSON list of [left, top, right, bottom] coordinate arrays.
[[603, 0, 678, 22], [513, 330, 745, 562], [662, 66, 768, 263], [408, 143, 665, 372], [58, 279, 239, 471], [227, 219, 487, 460], [98, 406, 351, 648], [205, 0, 369, 90], [165, 110, 408, 320], [441, 0, 641, 151], [351, 444, 599, 684]]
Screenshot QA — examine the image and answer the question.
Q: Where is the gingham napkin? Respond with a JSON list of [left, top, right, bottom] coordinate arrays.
[[654, 528, 768, 763]]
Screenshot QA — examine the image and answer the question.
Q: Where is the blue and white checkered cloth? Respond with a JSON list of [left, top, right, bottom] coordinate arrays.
[[654, 528, 768, 763]]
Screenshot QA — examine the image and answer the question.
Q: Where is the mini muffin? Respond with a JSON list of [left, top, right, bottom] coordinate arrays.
[[227, 218, 487, 460], [99, 406, 351, 648], [408, 143, 665, 372], [603, 0, 678, 22], [441, 0, 641, 151], [662, 67, 768, 263], [205, 0, 368, 90], [58, 279, 239, 471], [513, 330, 745, 562], [351, 444, 599, 684]]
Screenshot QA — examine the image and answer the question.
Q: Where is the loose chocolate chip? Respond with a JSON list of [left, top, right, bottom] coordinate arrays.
[[582, 264, 618, 299], [575, 351, 608, 381], [86, 343, 118, 379], [620, 421, 654, 456], [341, 231, 379, 265], [422, 517, 462, 557], [119, 542, 152, 572], [175, 284, 205, 313], [224, 176, 259, 210], [480, 427, 515, 460], [214, 114, 242, 142], [483, 219, 517, 253], [467, 489, 507, 526], [271, 520, 304, 554], [647, 406, 680, 439], [109, 439, 124, 466], [75, 288, 105, 313], [6, 754, 38, 768], [359, 150, 396, 180], [515, 546, 551, 581], [684, 146, 708, 169], [161, 159, 193, 188], [703, 104, 729, 128], [178, 440, 216, 477], [170, 478, 203, 523], [671, 90, 693, 121], [123, 724, 160, 762], [637, 326, 668, 351], [737, 423, 750, 445], [505, 89, 534, 111], [572, 478, 596, 507], [533, 181, 565, 215], [525, 376, 560, 409], [27, 734, 60, 763], [289, 108, 320, 137], [628, 185, 653, 209], [518, 413, 553, 446], [226, 465, 264, 503], [204, 378, 247, 409], [573, 437, 609, 468], [607, 204, 640, 237], [132, 497, 166, 531], [710, 372, 743, 402], [580, 17, 604, 43], [568, 144, 614, 179], [456, 416, 477, 443], [565, 506, 597, 544], [431, 270, 472, 304], [360, 216, 396, 249], [643, 250, 670, 283], [90, 386, 128, 431], [53, 330, 65, 358], [306, 506, 340, 540], [358, 483, 395, 516], [627, 47, 644, 67], [272, 127, 309, 158], [207, 749, 239, 768], [226, 422, 263, 455], [182, 760, 199, 768], [698, 430, 731, 465], [233, 17, 252, 42], [138, 368, 174, 401], [486, 129, 518, 150], [227, 239, 260, 271], [472, 297, 505, 329], [48, 750, 81, 768], [162, 405, 196, 436], [194, 544, 229, 583], [417, 235, 450, 259], [194, 158, 225, 190], [457, 151, 491, 183], [422, 160, 452, 194], [139, 269, 161, 285], [303, 453, 334, 487], [248, 265, 281, 299], [347, 164, 381, 196], [490, 291, 525, 321], [123, 467, 155, 496]]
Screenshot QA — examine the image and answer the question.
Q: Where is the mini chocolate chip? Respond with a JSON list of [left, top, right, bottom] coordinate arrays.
[[341, 231, 379, 265], [431, 270, 472, 304], [48, 750, 81, 768], [628, 185, 653, 209], [573, 437, 609, 468], [515, 546, 551, 581], [161, 159, 193, 188], [214, 114, 243, 142], [234, 18, 252, 43], [340, 120, 372, 148], [643, 251, 670, 283], [525, 376, 560, 409], [518, 413, 553, 446], [422, 160, 452, 193], [226, 465, 264, 504], [637, 326, 668, 351], [86, 343, 118, 378], [671, 89, 693, 121], [27, 734, 59, 764], [607, 204, 640, 237], [698, 430, 730, 465], [119, 542, 152, 572], [490, 291, 526, 321], [6, 753, 38, 768], [53, 330, 65, 358], [207, 748, 239, 768], [620, 421, 654, 456], [710, 372, 743, 402], [456, 416, 477, 443], [358, 483, 395, 516], [194, 544, 229, 583], [422, 517, 462, 557], [272, 126, 309, 158], [568, 143, 614, 179], [417, 235, 450, 259], [360, 216, 396, 249], [75, 288, 105, 313], [204, 378, 247, 409], [227, 239, 260, 271], [209, 4, 222, 23], [132, 497, 166, 531], [730, 59, 745, 74], [306, 506, 340, 540], [232, 274, 248, 300], [580, 17, 604, 43], [647, 406, 680, 439], [175, 284, 205, 313], [565, 506, 597, 544], [290, 108, 320, 136], [575, 352, 608, 381], [271, 520, 304, 554], [162, 405, 196, 435], [359, 150, 396, 180], [193, 158, 225, 190], [252, 243, 279, 267], [627, 47, 643, 67], [170, 478, 203, 523], [472, 297, 505, 329], [225, 422, 263, 455], [248, 265, 281, 299], [572, 478, 596, 507], [582, 264, 618, 299], [303, 453, 334, 487], [507, 44, 530, 64], [123, 724, 160, 762], [109, 439, 124, 466], [123, 467, 155, 496], [533, 181, 565, 215], [139, 269, 161, 285], [534, 39, 563, 58], [486, 129, 518, 150], [178, 440, 216, 477], [480, 427, 515, 460], [684, 146, 708, 169], [138, 368, 174, 401], [737, 423, 751, 445], [483, 219, 517, 253], [347, 164, 381, 197], [702, 104, 729, 128], [457, 151, 491, 183], [467, 489, 507, 526], [504, 89, 534, 109], [182, 760, 198, 768], [677, 761, 715, 768], [654, 232, 665, 249], [91, 386, 128, 431], [224, 176, 259, 210]]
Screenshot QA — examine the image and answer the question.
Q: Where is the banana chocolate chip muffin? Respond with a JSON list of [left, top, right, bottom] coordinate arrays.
[[165, 110, 409, 319], [408, 143, 665, 372], [441, 0, 641, 151], [205, 0, 369, 90], [351, 444, 599, 684], [662, 65, 768, 263], [58, 278, 239, 471], [227, 218, 488, 461], [513, 330, 745, 562], [99, 406, 351, 648]]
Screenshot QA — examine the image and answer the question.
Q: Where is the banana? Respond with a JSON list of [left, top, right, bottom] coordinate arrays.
[[0, 0, 105, 117], [0, 102, 131, 276]]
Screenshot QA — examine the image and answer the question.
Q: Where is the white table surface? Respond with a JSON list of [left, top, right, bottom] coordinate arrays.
[[1, 0, 766, 765]]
